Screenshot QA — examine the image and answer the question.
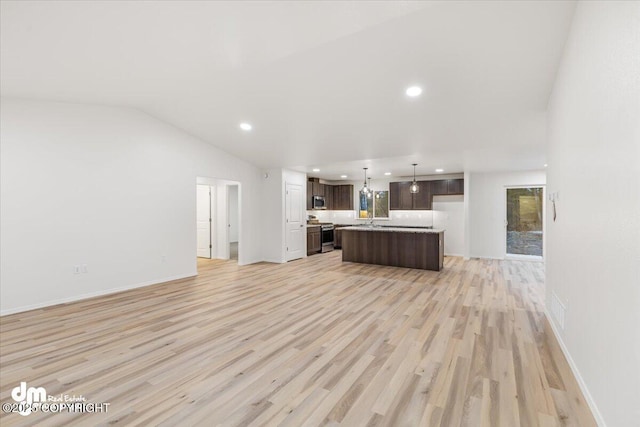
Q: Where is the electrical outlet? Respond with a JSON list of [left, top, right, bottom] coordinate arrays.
[[73, 265, 80, 275], [81, 264, 88, 273], [161, 255, 166, 264]]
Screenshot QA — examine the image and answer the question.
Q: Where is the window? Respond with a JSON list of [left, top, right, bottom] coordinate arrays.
[[359, 190, 389, 219], [506, 187, 543, 257]]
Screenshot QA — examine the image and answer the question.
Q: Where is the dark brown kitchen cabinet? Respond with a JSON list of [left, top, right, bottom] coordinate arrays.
[[332, 185, 354, 210], [390, 181, 414, 210], [390, 178, 464, 210], [446, 179, 464, 194], [430, 180, 447, 195], [306, 181, 313, 210], [313, 182, 323, 197], [342, 229, 444, 271], [307, 226, 321, 255], [334, 228, 342, 249], [307, 178, 354, 211], [412, 181, 432, 210], [324, 185, 334, 210]]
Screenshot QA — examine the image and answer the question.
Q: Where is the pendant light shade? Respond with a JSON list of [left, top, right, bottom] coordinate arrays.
[[361, 168, 369, 194], [367, 177, 373, 198], [410, 163, 420, 194]]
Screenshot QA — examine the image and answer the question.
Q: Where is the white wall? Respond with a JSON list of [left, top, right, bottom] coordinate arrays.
[[467, 170, 546, 259], [261, 169, 284, 263], [0, 99, 263, 314], [433, 195, 464, 256], [546, 2, 640, 426], [228, 185, 239, 243]]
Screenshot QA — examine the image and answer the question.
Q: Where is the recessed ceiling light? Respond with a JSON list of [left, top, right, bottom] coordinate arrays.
[[239, 122, 252, 131], [384, 172, 392, 176], [435, 168, 444, 173], [406, 86, 422, 97], [544, 164, 548, 167], [312, 168, 320, 172], [340, 175, 347, 179]]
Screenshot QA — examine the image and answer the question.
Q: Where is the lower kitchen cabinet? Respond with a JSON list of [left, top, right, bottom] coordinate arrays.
[[334, 226, 345, 248], [342, 229, 444, 271], [307, 226, 321, 255]]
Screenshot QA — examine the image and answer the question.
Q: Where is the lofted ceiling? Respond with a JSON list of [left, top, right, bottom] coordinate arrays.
[[0, 1, 576, 179]]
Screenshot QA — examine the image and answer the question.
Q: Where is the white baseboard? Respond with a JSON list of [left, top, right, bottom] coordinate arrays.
[[544, 309, 606, 427], [0, 272, 197, 316]]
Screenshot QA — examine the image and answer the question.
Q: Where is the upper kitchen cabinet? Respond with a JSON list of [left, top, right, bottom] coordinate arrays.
[[332, 185, 354, 210], [430, 178, 464, 196], [306, 181, 314, 210], [390, 178, 464, 210], [390, 181, 414, 210], [412, 181, 433, 210], [445, 179, 464, 194], [429, 180, 447, 196], [323, 184, 334, 210], [307, 178, 354, 211], [312, 182, 323, 197]]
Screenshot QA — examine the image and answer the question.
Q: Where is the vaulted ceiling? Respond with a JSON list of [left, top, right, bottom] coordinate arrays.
[[0, 1, 576, 179]]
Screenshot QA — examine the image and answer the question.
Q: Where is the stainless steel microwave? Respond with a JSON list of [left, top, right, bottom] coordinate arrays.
[[312, 195, 326, 209]]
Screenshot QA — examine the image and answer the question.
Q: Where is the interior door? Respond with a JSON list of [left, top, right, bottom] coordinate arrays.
[[196, 185, 212, 258], [285, 183, 304, 261]]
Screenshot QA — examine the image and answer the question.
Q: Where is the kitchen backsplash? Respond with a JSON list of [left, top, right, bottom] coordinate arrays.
[[307, 210, 434, 227]]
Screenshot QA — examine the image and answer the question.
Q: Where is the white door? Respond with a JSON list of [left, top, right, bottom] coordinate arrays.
[[196, 185, 212, 258], [285, 183, 304, 261]]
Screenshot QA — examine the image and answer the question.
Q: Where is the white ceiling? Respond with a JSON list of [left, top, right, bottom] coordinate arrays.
[[0, 1, 576, 179]]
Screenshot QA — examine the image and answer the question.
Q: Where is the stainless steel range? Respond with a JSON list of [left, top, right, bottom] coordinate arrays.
[[320, 224, 334, 252]]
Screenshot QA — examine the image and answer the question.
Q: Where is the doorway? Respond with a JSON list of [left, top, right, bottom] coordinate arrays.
[[196, 178, 241, 267], [506, 187, 544, 258]]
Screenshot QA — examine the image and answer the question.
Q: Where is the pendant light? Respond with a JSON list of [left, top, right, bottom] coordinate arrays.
[[361, 168, 369, 195], [409, 163, 420, 194], [367, 177, 373, 198]]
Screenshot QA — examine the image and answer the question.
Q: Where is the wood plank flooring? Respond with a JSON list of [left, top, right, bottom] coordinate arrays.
[[0, 252, 596, 426]]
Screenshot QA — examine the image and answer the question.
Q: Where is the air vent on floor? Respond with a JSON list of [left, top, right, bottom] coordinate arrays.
[[550, 292, 566, 330]]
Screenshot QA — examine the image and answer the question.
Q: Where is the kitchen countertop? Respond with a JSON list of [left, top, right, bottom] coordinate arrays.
[[343, 226, 444, 233]]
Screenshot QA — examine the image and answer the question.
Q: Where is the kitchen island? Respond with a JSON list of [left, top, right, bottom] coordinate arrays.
[[341, 226, 444, 271]]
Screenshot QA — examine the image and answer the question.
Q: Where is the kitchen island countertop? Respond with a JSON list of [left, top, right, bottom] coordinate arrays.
[[342, 226, 444, 233]]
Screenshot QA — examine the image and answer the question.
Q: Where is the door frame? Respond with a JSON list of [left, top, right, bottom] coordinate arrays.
[[196, 177, 242, 267], [504, 185, 546, 261]]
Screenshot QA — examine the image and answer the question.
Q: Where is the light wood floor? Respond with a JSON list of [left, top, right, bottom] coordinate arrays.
[[0, 252, 595, 426]]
